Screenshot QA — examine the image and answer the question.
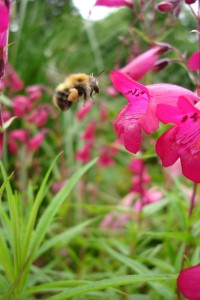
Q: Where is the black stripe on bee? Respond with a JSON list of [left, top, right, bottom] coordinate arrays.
[[55, 90, 73, 111]]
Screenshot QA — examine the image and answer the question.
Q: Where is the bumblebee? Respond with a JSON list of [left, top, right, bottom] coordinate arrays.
[[53, 73, 100, 111]]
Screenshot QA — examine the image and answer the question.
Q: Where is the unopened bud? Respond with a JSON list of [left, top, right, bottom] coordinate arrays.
[[185, 0, 196, 4], [155, 42, 172, 54], [157, 2, 174, 12], [153, 59, 170, 72]]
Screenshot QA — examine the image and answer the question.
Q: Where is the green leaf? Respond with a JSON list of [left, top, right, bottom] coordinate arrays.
[[47, 274, 177, 300], [18, 158, 97, 291], [104, 246, 175, 299], [28, 280, 89, 294], [21, 152, 63, 260], [37, 217, 99, 258], [0, 117, 18, 133]]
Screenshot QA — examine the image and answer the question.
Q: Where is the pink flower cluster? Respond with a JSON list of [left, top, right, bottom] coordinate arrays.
[[110, 67, 200, 183], [101, 158, 163, 228], [2, 65, 54, 154], [75, 101, 118, 167]]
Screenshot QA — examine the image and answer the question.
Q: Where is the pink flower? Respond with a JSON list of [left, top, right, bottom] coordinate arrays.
[[94, 0, 133, 8], [157, 0, 181, 12], [185, 0, 196, 3], [76, 101, 93, 120], [27, 107, 48, 127], [28, 130, 47, 152], [98, 145, 117, 167], [26, 85, 46, 102], [156, 96, 200, 183], [188, 51, 200, 71], [3, 64, 24, 91], [0, 0, 12, 157], [177, 264, 200, 300], [100, 103, 108, 120], [12, 95, 32, 117], [133, 188, 163, 213], [128, 158, 144, 174], [51, 179, 67, 193], [75, 144, 92, 163], [2, 110, 11, 122], [120, 44, 170, 80], [0, 0, 11, 79], [110, 70, 199, 153], [106, 86, 118, 97], [81, 121, 96, 143], [8, 129, 28, 153]]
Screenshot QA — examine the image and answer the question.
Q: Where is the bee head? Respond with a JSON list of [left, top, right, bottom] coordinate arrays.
[[89, 76, 99, 96]]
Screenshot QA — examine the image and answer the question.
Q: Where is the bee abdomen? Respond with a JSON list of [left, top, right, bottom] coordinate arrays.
[[54, 89, 73, 111]]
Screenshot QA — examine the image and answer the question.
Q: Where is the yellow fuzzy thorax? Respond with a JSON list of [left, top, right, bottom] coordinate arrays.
[[64, 73, 90, 88]]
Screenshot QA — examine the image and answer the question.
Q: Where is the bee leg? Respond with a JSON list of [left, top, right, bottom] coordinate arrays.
[[68, 88, 79, 102]]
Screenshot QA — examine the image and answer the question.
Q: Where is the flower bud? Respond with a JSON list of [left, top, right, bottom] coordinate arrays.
[[152, 59, 170, 73], [185, 0, 196, 4]]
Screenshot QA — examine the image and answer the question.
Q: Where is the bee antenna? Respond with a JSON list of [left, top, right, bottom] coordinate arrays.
[[96, 70, 105, 78]]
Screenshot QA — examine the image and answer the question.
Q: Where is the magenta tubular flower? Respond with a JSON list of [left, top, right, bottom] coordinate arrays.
[[110, 70, 200, 153], [12, 95, 32, 117], [177, 265, 200, 300], [75, 144, 92, 163], [0, 0, 12, 158], [3, 64, 24, 91], [26, 85, 46, 102], [81, 121, 96, 143], [76, 101, 93, 120], [27, 107, 48, 127], [28, 130, 47, 152], [94, 0, 133, 8], [0, 0, 11, 79], [188, 51, 200, 71], [8, 129, 28, 153], [120, 45, 170, 80], [156, 96, 200, 183]]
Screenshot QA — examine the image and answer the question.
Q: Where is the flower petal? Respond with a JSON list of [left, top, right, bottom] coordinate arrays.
[[156, 127, 179, 167], [147, 83, 199, 106], [188, 51, 200, 71], [177, 265, 200, 300], [110, 70, 150, 103]]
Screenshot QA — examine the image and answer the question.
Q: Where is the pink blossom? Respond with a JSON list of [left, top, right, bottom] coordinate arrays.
[[157, 0, 181, 12], [27, 107, 48, 127], [28, 130, 47, 152], [76, 101, 93, 120], [110, 70, 200, 153], [98, 145, 117, 167], [130, 173, 151, 193], [51, 179, 67, 193], [156, 96, 200, 183], [100, 193, 136, 228], [101, 188, 163, 228], [185, 0, 196, 4], [75, 144, 92, 163], [26, 85, 46, 102], [81, 121, 96, 143], [106, 86, 118, 97], [120, 45, 170, 80], [128, 158, 144, 174], [177, 264, 200, 300], [188, 51, 200, 71], [100, 103, 108, 120], [2, 110, 11, 122], [94, 0, 133, 8], [13, 95, 32, 117], [0, 0, 11, 79], [8, 129, 28, 153], [3, 64, 24, 91]]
